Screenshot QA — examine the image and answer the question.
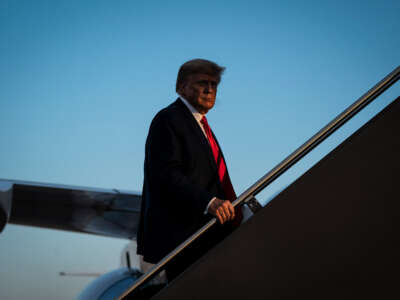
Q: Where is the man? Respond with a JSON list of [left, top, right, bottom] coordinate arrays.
[[137, 59, 242, 282]]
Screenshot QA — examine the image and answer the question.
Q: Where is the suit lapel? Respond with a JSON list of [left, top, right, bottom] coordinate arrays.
[[175, 98, 218, 173]]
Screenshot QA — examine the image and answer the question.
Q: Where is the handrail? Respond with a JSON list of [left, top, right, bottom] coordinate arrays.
[[235, 65, 400, 204], [118, 65, 400, 299]]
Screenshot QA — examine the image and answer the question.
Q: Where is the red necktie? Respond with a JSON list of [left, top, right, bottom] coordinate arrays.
[[200, 116, 243, 226]]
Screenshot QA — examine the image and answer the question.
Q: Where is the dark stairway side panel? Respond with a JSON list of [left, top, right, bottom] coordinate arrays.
[[153, 97, 400, 300]]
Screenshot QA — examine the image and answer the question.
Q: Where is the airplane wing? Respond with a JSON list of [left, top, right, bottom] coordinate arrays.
[[0, 179, 141, 239]]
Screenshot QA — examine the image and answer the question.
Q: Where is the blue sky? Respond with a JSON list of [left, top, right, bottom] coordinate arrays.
[[0, 0, 399, 299]]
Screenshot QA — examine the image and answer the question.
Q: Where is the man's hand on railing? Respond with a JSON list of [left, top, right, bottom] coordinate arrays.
[[208, 198, 235, 224]]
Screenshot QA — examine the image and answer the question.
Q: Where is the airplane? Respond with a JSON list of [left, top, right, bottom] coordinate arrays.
[[0, 178, 161, 299]]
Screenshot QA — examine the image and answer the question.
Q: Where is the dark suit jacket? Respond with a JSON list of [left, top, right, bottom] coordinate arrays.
[[137, 98, 234, 264]]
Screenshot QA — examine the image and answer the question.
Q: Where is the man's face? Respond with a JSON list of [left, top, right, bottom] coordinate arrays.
[[180, 73, 219, 114]]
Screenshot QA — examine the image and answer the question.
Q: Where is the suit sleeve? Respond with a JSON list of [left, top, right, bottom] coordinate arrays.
[[146, 114, 214, 215]]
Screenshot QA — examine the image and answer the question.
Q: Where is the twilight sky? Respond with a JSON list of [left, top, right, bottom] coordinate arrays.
[[0, 0, 399, 299]]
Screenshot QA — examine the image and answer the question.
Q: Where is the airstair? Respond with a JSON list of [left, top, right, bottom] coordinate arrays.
[[121, 66, 400, 299]]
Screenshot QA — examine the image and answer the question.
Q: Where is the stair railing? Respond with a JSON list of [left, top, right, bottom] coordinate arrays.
[[118, 65, 400, 299]]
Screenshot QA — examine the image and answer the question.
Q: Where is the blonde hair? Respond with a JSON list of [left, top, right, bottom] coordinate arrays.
[[176, 59, 225, 92]]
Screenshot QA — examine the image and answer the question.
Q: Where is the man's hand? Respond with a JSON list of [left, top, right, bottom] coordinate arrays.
[[208, 198, 235, 224]]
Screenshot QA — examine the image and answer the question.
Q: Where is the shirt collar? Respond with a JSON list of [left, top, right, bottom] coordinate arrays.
[[178, 94, 205, 122]]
